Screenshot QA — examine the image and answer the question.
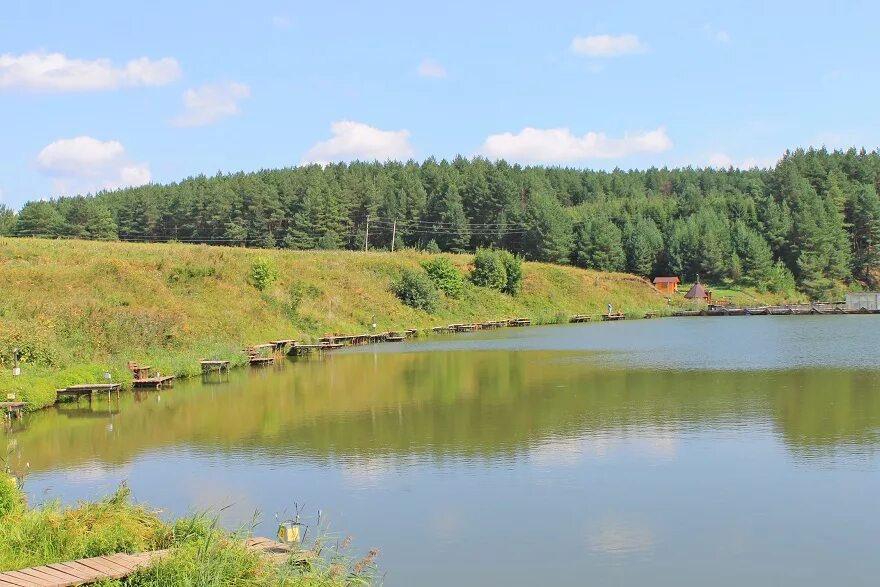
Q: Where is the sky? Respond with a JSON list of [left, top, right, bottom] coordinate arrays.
[[1, 0, 878, 209]]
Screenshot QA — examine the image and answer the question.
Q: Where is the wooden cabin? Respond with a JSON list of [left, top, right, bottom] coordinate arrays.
[[684, 282, 712, 303], [652, 276, 680, 295]]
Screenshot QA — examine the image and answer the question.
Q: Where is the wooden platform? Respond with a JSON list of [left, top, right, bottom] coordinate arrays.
[[248, 356, 275, 365], [0, 549, 169, 586], [56, 384, 122, 402], [508, 318, 531, 327], [602, 313, 626, 321], [1, 401, 27, 419], [131, 376, 174, 389], [0, 537, 310, 586], [199, 360, 230, 372], [569, 314, 592, 323]]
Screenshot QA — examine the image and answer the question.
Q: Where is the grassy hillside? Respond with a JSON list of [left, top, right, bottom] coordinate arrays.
[[0, 237, 763, 409]]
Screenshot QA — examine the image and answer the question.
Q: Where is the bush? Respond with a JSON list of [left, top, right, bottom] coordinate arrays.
[[424, 239, 441, 254], [392, 269, 440, 312], [471, 249, 507, 291], [498, 250, 523, 295], [421, 257, 465, 299], [249, 257, 278, 292], [287, 280, 321, 318]]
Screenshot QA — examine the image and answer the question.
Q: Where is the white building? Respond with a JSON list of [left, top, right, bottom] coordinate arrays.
[[845, 292, 880, 311]]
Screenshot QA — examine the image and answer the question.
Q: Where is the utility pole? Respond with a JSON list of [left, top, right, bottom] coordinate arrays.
[[391, 220, 397, 252], [364, 214, 370, 252]]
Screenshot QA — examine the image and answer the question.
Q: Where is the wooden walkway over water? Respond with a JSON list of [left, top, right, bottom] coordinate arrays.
[[56, 384, 122, 402], [673, 303, 878, 317], [0, 537, 310, 587]]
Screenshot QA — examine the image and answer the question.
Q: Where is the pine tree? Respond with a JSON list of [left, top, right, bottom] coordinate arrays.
[[852, 183, 880, 283], [624, 217, 663, 276], [573, 216, 625, 271]]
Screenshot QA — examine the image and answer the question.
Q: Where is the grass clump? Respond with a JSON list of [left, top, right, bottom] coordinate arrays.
[[422, 256, 465, 299], [0, 483, 168, 571], [392, 268, 439, 312], [0, 478, 379, 586]]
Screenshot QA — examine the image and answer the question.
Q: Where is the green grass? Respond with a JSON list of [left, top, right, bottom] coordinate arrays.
[[0, 238, 790, 410], [0, 477, 377, 586]]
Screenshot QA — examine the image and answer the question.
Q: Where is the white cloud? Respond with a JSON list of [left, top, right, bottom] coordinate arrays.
[[706, 152, 777, 169], [0, 52, 180, 92], [417, 59, 447, 78], [36, 136, 151, 195], [171, 82, 251, 127], [570, 34, 647, 57], [703, 25, 731, 44], [480, 126, 671, 163], [302, 120, 414, 164]]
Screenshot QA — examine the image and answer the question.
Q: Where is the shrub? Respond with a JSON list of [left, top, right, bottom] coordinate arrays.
[[249, 257, 278, 291], [424, 239, 441, 254], [421, 257, 465, 299], [287, 280, 321, 318], [471, 248, 507, 291], [392, 269, 439, 312], [498, 250, 523, 295]]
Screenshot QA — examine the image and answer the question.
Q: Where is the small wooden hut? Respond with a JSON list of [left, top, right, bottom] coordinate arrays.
[[652, 276, 680, 295]]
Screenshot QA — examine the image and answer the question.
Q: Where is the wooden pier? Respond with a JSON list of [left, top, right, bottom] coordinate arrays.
[[132, 375, 175, 389], [672, 302, 873, 318], [200, 360, 230, 374], [248, 356, 275, 365], [602, 312, 626, 321], [569, 314, 592, 323], [508, 318, 531, 327], [2, 401, 27, 419], [56, 384, 122, 403]]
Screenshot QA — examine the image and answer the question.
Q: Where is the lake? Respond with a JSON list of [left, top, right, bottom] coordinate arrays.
[[5, 316, 880, 586]]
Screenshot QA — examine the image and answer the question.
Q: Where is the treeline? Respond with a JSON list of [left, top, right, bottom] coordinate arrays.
[[3, 147, 880, 296]]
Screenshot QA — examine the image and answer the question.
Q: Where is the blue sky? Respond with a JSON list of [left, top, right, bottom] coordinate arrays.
[[1, 0, 877, 208]]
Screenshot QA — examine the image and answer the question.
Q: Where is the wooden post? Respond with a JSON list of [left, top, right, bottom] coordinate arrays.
[[364, 215, 370, 252], [391, 220, 397, 252]]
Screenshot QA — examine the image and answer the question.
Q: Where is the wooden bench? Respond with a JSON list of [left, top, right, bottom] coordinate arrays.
[[126, 362, 151, 381]]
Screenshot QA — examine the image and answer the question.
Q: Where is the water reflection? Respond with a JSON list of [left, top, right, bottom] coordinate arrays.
[[6, 350, 880, 477]]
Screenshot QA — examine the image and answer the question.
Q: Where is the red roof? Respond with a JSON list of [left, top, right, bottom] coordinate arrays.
[[684, 282, 709, 299], [653, 276, 680, 284]]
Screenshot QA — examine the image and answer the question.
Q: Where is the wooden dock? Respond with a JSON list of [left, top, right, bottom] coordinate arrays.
[[199, 360, 230, 373], [248, 356, 275, 365], [0, 537, 310, 586], [569, 314, 592, 323], [673, 303, 873, 318], [1, 401, 27, 419], [132, 375, 174, 389], [56, 384, 122, 403], [602, 312, 626, 321], [508, 318, 531, 327]]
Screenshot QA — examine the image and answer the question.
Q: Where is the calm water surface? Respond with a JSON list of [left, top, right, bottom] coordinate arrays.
[[5, 316, 880, 586]]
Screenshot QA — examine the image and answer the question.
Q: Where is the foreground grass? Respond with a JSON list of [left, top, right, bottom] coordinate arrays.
[[0, 476, 377, 586], [1, 237, 679, 409]]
